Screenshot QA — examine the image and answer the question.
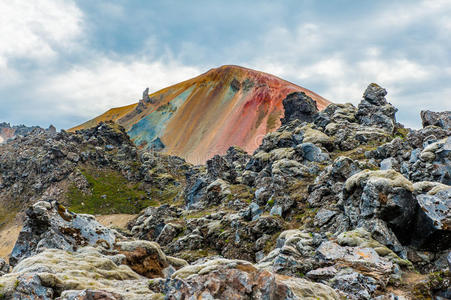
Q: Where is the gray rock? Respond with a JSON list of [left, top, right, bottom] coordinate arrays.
[[412, 188, 451, 251], [156, 223, 183, 246], [380, 157, 397, 170], [314, 209, 337, 227], [58, 289, 125, 300], [142, 87, 151, 103], [306, 266, 338, 280], [12, 274, 54, 299], [9, 201, 116, 267], [330, 269, 378, 300], [161, 258, 340, 299], [129, 204, 183, 241], [356, 83, 397, 133], [167, 233, 204, 254], [421, 110, 451, 130], [185, 176, 208, 209], [363, 83, 388, 105], [317, 241, 347, 260], [0, 258, 8, 276], [298, 142, 329, 162], [240, 202, 262, 221], [0, 258, 8, 273], [269, 204, 283, 216], [343, 170, 417, 245]]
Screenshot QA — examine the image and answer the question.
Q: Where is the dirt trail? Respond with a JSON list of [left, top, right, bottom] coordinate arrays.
[[96, 214, 136, 228], [0, 221, 22, 262]]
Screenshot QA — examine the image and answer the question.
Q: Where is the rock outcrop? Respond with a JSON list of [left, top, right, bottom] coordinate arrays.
[[280, 92, 319, 125], [356, 83, 398, 133], [9, 201, 117, 267]]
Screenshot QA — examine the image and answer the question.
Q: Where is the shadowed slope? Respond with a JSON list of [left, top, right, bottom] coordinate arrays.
[[71, 65, 330, 163]]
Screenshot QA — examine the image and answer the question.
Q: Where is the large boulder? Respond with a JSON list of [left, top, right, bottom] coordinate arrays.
[[9, 201, 116, 267], [0, 247, 158, 300], [356, 83, 397, 133], [152, 258, 340, 299], [114, 240, 187, 278], [412, 187, 451, 251], [280, 92, 318, 125], [421, 110, 451, 130], [343, 170, 416, 245], [415, 137, 451, 184]]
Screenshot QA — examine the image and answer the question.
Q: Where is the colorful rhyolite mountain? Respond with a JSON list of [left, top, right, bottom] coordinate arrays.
[[71, 65, 330, 164]]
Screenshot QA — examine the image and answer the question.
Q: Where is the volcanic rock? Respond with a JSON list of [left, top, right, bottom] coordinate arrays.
[[156, 258, 340, 299], [421, 110, 451, 130], [9, 201, 116, 267], [280, 92, 319, 125], [356, 83, 398, 133], [412, 187, 451, 250]]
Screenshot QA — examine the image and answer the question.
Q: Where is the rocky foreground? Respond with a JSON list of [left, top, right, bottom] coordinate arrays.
[[0, 83, 450, 299]]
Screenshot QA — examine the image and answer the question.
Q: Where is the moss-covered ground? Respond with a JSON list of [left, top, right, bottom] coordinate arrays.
[[66, 168, 153, 214]]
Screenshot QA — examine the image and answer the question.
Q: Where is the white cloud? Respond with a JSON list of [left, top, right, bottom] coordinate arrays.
[[0, 57, 20, 88], [36, 57, 201, 126], [358, 58, 431, 83], [373, 0, 451, 30], [0, 0, 83, 63], [1, 0, 450, 131]]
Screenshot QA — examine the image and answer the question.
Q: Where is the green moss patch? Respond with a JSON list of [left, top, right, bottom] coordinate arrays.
[[67, 168, 152, 215]]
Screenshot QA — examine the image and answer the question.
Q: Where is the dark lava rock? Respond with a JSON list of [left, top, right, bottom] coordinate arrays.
[[280, 92, 318, 125], [356, 83, 398, 133], [421, 110, 451, 130], [207, 154, 237, 182], [412, 188, 451, 251]]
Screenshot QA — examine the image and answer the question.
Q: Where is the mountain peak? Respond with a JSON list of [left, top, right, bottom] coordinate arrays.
[[71, 66, 330, 163]]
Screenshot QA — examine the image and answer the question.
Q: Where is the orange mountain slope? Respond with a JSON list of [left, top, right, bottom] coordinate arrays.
[[70, 65, 330, 164]]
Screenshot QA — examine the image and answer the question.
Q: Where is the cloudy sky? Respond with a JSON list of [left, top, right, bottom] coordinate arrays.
[[1, 0, 450, 129]]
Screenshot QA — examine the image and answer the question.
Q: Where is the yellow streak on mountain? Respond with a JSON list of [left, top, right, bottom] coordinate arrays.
[[69, 103, 138, 132]]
